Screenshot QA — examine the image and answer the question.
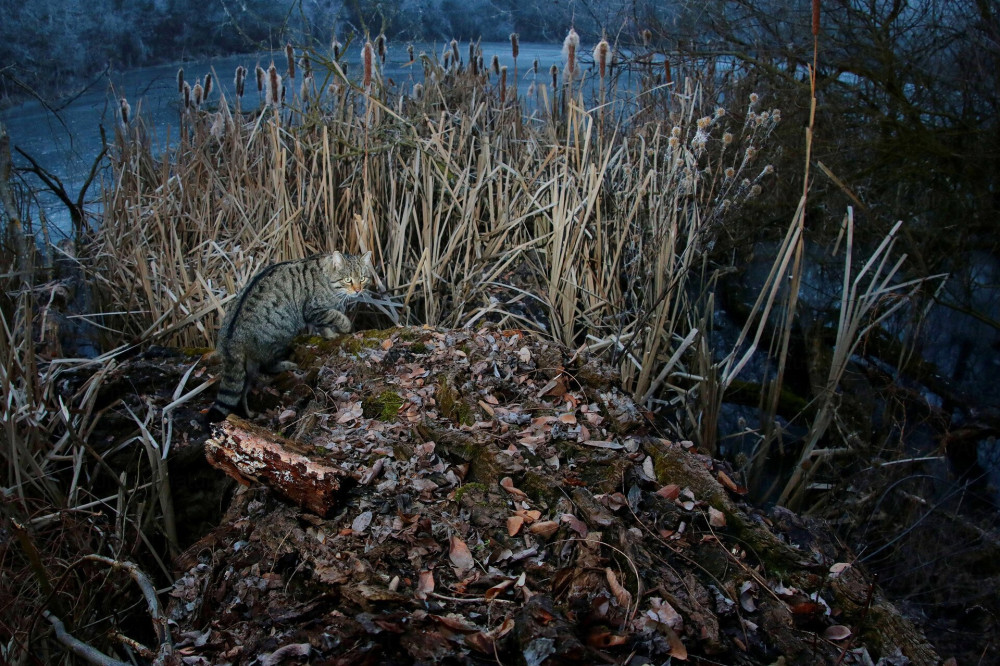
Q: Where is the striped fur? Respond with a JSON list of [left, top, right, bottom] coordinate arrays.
[[210, 251, 371, 419]]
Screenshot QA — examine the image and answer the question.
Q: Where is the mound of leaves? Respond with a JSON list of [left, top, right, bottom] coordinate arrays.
[[159, 326, 937, 665]]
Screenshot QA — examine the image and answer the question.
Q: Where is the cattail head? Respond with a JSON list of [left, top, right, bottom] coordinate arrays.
[[300, 73, 313, 102], [183, 81, 191, 111], [119, 96, 130, 126], [299, 56, 311, 78], [533, 58, 539, 75], [641, 29, 652, 46], [255, 65, 265, 93], [450, 39, 459, 68], [500, 65, 507, 103], [375, 33, 386, 62], [407, 44, 414, 63], [413, 83, 423, 100], [664, 59, 672, 86], [266, 63, 282, 108], [203, 72, 213, 99], [363, 40, 374, 89], [443, 51, 452, 70], [550, 63, 558, 90], [471, 52, 479, 77], [332, 38, 342, 60], [563, 28, 579, 77], [491, 54, 500, 76], [235, 66, 246, 98], [593, 39, 610, 79], [192, 80, 203, 109], [285, 43, 295, 78], [812, 0, 821, 37], [510, 33, 519, 60], [177, 68, 184, 94]]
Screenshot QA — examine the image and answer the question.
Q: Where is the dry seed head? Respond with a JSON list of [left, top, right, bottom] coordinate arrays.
[[745, 146, 757, 161], [255, 65, 265, 93], [771, 109, 782, 123], [235, 66, 246, 97], [723, 132, 734, 145], [286, 43, 295, 78], [332, 38, 342, 60], [714, 107, 725, 118], [183, 81, 191, 110], [668, 136, 680, 149], [491, 54, 500, 76], [749, 92, 759, 105], [671, 126, 682, 138], [363, 40, 374, 89], [759, 111, 770, 123], [697, 116, 711, 130], [812, 0, 821, 37], [300, 73, 312, 101], [177, 68, 184, 93], [664, 59, 672, 85], [376, 33, 386, 62], [724, 167, 735, 179], [119, 97, 130, 126], [533, 58, 539, 75], [299, 56, 311, 78], [563, 28, 579, 77], [593, 39, 610, 79], [641, 29, 652, 46], [204, 72, 213, 99], [413, 83, 423, 100], [266, 63, 282, 108], [762, 164, 774, 176], [550, 64, 558, 89], [451, 39, 459, 67], [510, 33, 519, 59], [500, 65, 507, 103], [527, 81, 535, 96], [407, 44, 414, 63], [443, 51, 452, 69], [192, 81, 203, 109], [750, 184, 762, 198]]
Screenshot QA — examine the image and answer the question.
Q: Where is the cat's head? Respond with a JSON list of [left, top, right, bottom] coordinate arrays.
[[330, 251, 372, 296]]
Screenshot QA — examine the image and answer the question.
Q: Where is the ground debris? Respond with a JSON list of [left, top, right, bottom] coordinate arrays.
[[139, 326, 935, 664]]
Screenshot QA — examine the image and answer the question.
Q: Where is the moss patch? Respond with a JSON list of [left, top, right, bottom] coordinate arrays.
[[435, 376, 476, 426], [362, 390, 404, 421]]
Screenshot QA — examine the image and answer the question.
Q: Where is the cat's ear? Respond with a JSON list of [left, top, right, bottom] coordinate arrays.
[[331, 252, 345, 269], [361, 251, 373, 268]]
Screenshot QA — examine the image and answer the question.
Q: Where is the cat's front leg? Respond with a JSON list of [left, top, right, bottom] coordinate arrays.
[[308, 308, 353, 337]]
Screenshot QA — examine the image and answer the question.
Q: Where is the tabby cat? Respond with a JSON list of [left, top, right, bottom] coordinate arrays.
[[209, 251, 371, 419]]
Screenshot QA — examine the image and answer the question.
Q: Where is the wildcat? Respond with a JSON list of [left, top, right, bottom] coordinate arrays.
[[209, 251, 371, 419]]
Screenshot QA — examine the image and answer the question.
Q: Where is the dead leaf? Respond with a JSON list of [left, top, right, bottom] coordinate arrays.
[[823, 625, 852, 641], [605, 568, 633, 609], [558, 413, 577, 424], [514, 509, 541, 523], [739, 581, 756, 613], [485, 579, 513, 601], [351, 510, 373, 533], [416, 569, 435, 599], [381, 337, 394, 350], [829, 562, 852, 578], [707, 506, 726, 527], [586, 629, 627, 648], [582, 439, 623, 449], [449, 536, 475, 571], [507, 515, 524, 536], [656, 484, 681, 500], [528, 520, 559, 538], [560, 513, 589, 537], [500, 477, 528, 500]]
